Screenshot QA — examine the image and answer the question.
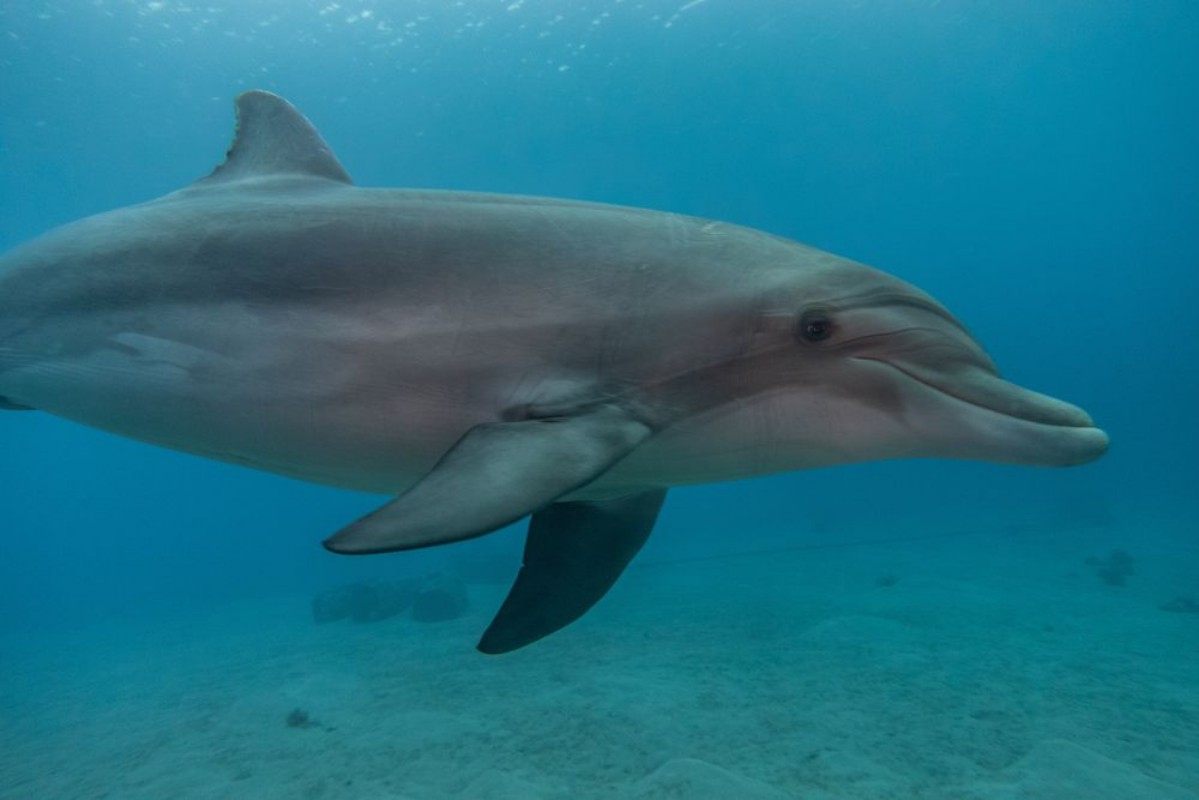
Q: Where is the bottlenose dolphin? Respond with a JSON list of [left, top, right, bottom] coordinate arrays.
[[0, 92, 1107, 653]]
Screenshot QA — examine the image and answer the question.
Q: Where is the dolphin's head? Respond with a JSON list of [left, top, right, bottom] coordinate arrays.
[[647, 250, 1108, 483], [740, 254, 1109, 470]]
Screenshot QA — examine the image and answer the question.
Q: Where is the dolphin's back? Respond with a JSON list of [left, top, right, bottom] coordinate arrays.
[[1, 178, 791, 325]]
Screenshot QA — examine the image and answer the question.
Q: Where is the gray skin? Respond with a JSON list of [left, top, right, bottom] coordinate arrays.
[[0, 92, 1108, 653]]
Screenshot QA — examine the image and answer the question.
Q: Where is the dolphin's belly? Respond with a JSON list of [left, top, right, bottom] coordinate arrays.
[[2, 356, 482, 493], [0, 302, 622, 494], [2, 312, 786, 495]]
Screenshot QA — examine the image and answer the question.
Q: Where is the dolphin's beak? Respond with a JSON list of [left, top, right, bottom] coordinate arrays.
[[835, 285, 1109, 467], [855, 352, 1109, 467], [929, 365, 1106, 464], [823, 277, 1110, 467], [883, 357, 1097, 429]]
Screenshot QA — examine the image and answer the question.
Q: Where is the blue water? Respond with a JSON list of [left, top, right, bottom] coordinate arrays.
[[1, 2, 1196, 798]]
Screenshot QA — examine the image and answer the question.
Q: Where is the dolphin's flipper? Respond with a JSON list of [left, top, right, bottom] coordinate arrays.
[[478, 488, 667, 655], [323, 404, 654, 555], [0, 397, 33, 410]]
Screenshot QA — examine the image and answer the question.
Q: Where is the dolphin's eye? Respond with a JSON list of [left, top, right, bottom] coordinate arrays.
[[798, 312, 834, 343]]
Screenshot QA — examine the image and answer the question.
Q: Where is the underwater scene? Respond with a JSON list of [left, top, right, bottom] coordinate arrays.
[[0, 2, 1196, 798]]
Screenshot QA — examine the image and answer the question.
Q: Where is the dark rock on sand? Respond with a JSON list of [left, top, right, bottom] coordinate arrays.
[[1159, 596, 1199, 614], [312, 584, 368, 623], [411, 572, 470, 622], [312, 580, 417, 624], [286, 708, 314, 728], [350, 580, 417, 623], [1085, 549, 1135, 587]]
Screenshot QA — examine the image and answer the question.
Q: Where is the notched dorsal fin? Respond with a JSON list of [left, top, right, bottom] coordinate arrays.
[[197, 90, 352, 186]]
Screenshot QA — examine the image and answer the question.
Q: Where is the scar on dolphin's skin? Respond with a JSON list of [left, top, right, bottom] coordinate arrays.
[[0, 91, 1108, 652]]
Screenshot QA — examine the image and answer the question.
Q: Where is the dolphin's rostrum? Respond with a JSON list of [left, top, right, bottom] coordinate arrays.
[[0, 92, 1108, 653]]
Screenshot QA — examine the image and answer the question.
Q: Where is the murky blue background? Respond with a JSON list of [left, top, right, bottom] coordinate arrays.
[[0, 1, 1194, 636]]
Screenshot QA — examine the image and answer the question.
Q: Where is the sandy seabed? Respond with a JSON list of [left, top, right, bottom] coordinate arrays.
[[2, 519, 1196, 800]]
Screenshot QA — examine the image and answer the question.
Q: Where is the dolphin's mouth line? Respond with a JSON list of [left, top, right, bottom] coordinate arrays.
[[855, 357, 1097, 430]]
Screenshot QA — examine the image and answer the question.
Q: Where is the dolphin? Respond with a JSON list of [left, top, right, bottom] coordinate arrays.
[[0, 91, 1107, 653]]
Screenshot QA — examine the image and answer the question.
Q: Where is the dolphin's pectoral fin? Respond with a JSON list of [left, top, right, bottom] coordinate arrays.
[[323, 404, 654, 555], [478, 488, 667, 655], [0, 396, 34, 410]]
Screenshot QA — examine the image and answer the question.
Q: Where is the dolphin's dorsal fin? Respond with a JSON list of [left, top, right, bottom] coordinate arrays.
[[197, 90, 352, 186]]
